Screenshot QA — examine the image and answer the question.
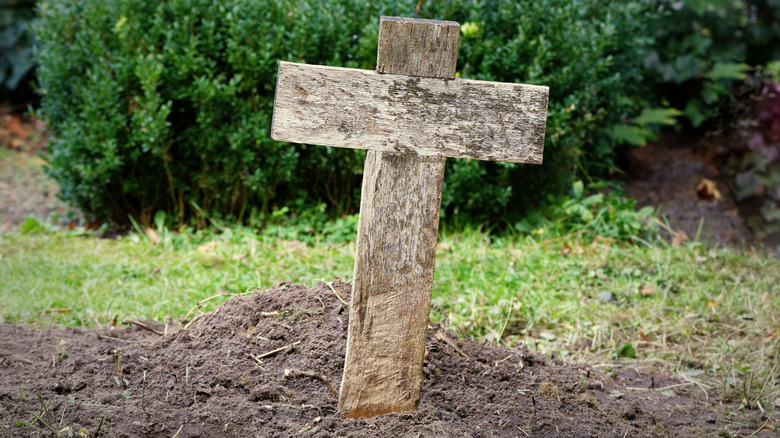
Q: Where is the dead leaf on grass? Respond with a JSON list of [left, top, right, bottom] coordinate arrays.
[[639, 285, 655, 296], [44, 308, 71, 314], [436, 241, 452, 252], [672, 230, 688, 248], [560, 242, 572, 256], [146, 227, 160, 245], [4, 115, 29, 138], [696, 178, 721, 202], [639, 329, 653, 342], [197, 241, 217, 253]]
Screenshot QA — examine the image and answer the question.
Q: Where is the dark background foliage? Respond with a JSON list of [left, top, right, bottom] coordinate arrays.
[[21, 0, 780, 228], [33, 0, 653, 227], [1, 0, 37, 106]]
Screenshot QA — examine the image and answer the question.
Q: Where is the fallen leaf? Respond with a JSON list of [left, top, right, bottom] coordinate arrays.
[[672, 230, 688, 248], [709, 164, 720, 176], [759, 424, 775, 432], [197, 241, 217, 253], [146, 227, 160, 245], [44, 308, 71, 314], [639, 329, 653, 342], [436, 242, 452, 252], [5, 115, 29, 138], [67, 221, 75, 230], [696, 178, 722, 202], [560, 242, 572, 256], [639, 285, 655, 296]]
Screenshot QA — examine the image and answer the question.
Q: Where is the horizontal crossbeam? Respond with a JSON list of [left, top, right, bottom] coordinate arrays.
[[271, 62, 548, 164]]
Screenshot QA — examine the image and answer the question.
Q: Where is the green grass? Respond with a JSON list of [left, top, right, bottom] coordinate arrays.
[[1, 226, 779, 410]]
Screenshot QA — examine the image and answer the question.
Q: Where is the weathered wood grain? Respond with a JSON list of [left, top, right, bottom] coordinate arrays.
[[271, 61, 548, 164], [337, 17, 456, 419], [376, 17, 460, 78], [270, 15, 549, 419], [338, 152, 446, 417]]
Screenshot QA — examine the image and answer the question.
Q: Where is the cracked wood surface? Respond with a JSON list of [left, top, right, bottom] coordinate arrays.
[[336, 17, 458, 419], [271, 62, 548, 164]]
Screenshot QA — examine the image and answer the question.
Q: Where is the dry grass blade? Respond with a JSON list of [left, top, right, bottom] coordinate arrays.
[[255, 341, 302, 360], [181, 292, 248, 324], [323, 281, 348, 306]]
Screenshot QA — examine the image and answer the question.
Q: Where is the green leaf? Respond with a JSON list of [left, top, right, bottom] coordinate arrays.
[[154, 210, 166, 230], [20, 218, 43, 234], [612, 124, 651, 146], [685, 0, 707, 15], [617, 343, 637, 358], [121, 390, 131, 398], [633, 108, 683, 126], [572, 180, 584, 199], [684, 100, 710, 128], [638, 206, 655, 219], [705, 63, 751, 80]]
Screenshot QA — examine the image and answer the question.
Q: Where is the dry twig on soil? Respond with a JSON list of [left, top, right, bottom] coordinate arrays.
[[284, 369, 339, 397], [121, 319, 164, 336], [435, 330, 471, 358]]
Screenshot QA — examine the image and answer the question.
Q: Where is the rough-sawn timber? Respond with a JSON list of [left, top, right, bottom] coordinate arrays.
[[272, 61, 548, 164]]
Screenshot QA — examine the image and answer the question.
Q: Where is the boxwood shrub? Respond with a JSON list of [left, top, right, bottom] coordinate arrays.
[[35, 0, 652, 226]]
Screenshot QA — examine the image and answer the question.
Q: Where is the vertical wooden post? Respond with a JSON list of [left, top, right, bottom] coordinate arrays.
[[338, 17, 460, 418]]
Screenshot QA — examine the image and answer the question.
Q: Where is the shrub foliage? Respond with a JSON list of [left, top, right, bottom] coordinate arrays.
[[36, 0, 652, 226]]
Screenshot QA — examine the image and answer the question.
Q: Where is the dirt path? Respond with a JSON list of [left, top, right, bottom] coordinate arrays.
[[0, 115, 74, 232], [624, 132, 757, 248], [0, 282, 770, 437]]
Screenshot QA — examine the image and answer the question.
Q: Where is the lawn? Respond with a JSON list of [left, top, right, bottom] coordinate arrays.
[[1, 225, 778, 410]]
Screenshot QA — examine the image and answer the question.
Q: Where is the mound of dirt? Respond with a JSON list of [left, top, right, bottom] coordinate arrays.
[[0, 282, 768, 437]]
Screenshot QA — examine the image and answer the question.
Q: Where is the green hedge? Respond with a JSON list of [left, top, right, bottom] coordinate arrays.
[[644, 0, 780, 129], [36, 0, 651, 227]]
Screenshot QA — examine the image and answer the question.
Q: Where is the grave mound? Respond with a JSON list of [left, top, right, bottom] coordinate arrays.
[[0, 282, 764, 436]]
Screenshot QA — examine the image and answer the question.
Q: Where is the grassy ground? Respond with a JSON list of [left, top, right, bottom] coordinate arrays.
[[1, 226, 778, 412]]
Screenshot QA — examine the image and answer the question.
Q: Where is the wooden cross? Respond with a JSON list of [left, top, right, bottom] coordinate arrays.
[[271, 16, 548, 418]]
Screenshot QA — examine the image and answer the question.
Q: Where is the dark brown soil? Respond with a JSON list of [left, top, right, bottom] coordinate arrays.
[[624, 132, 757, 248], [0, 282, 769, 437]]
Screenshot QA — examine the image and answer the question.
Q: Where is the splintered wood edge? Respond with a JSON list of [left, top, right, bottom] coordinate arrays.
[[271, 62, 548, 165]]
